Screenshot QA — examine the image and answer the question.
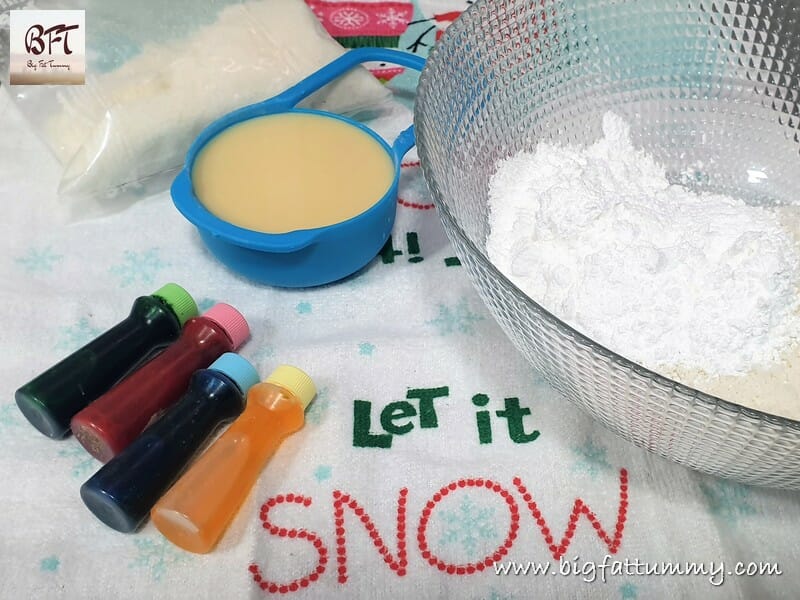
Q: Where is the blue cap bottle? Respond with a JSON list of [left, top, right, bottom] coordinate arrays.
[[80, 352, 260, 533]]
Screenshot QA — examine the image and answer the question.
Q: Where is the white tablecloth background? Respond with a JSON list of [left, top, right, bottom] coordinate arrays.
[[2, 1, 800, 597]]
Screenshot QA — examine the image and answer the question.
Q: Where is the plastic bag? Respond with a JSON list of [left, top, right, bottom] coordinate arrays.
[[0, 0, 390, 219]]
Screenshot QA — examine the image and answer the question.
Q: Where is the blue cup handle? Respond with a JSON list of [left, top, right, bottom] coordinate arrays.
[[266, 48, 425, 165], [266, 47, 426, 111], [392, 125, 417, 165]]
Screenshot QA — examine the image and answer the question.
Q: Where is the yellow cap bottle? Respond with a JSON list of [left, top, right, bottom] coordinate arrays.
[[151, 365, 316, 553]]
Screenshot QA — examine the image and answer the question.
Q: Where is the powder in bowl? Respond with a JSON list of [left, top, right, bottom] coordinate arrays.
[[192, 112, 395, 234], [487, 112, 800, 387]]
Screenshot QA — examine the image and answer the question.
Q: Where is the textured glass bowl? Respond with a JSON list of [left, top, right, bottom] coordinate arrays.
[[414, 0, 800, 489]]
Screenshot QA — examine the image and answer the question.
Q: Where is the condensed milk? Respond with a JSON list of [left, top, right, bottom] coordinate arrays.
[[192, 112, 395, 234]]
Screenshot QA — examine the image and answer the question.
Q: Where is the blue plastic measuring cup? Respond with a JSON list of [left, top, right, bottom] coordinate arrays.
[[171, 48, 426, 288]]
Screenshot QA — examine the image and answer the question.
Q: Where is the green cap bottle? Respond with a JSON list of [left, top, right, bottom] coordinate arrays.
[[15, 283, 198, 439]]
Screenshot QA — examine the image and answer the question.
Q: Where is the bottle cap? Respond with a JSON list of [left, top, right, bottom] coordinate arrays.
[[265, 365, 316, 410], [208, 353, 260, 394], [152, 283, 198, 327], [203, 303, 250, 350]]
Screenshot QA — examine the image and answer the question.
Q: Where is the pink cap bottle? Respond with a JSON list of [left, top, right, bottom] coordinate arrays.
[[71, 303, 250, 462]]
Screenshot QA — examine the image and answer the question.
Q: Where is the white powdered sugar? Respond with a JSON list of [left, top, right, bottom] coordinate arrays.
[[487, 112, 800, 377]]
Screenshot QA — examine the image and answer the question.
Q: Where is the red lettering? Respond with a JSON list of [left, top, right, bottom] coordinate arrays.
[[249, 494, 328, 594], [417, 478, 520, 574], [513, 468, 629, 560], [248, 468, 631, 589], [333, 488, 408, 584]]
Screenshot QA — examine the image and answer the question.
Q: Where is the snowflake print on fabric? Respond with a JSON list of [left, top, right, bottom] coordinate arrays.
[[196, 297, 216, 312], [40, 556, 60, 573], [698, 479, 758, 526], [377, 7, 407, 28], [0, 404, 22, 430], [305, 387, 330, 426], [248, 345, 276, 368], [109, 248, 168, 287], [571, 437, 612, 479], [330, 7, 369, 29], [55, 317, 103, 352], [314, 465, 332, 482], [530, 371, 548, 387], [15, 246, 63, 274], [130, 536, 189, 581], [58, 443, 98, 479], [306, 0, 413, 49], [426, 298, 484, 336], [359, 342, 375, 356], [437, 495, 499, 556], [619, 582, 638, 599]]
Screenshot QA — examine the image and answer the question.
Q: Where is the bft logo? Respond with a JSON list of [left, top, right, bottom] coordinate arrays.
[[9, 9, 85, 84], [25, 23, 79, 55]]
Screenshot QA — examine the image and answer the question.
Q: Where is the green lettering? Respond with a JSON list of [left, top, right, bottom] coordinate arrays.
[[406, 386, 449, 428], [495, 397, 540, 444], [353, 399, 393, 448], [472, 393, 492, 444], [380, 401, 417, 435], [380, 236, 402, 264]]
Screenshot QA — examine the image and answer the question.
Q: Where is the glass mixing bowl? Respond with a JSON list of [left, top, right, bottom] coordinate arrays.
[[414, 0, 800, 489]]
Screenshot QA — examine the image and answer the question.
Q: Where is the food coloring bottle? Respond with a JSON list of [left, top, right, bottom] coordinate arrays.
[[71, 303, 250, 462], [80, 353, 260, 533], [15, 283, 197, 439], [151, 365, 315, 553]]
